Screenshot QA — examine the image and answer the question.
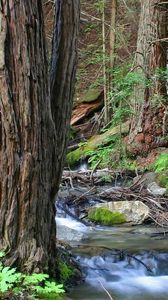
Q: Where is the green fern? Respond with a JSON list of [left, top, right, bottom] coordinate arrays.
[[0, 251, 65, 299], [0, 265, 21, 293], [0, 251, 5, 258], [35, 281, 65, 299], [22, 273, 49, 285]]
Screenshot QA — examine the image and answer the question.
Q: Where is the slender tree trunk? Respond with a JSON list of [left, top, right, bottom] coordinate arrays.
[[109, 0, 117, 120], [109, 0, 116, 77], [0, 0, 80, 273], [129, 0, 168, 151], [102, 1, 108, 125]]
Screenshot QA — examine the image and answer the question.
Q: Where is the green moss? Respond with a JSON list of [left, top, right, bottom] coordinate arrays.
[[154, 153, 168, 173], [67, 148, 83, 166], [66, 143, 95, 167], [80, 88, 101, 103], [88, 207, 126, 225], [58, 262, 74, 283]]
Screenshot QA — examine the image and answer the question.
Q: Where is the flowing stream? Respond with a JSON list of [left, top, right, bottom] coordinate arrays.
[[57, 213, 168, 300]]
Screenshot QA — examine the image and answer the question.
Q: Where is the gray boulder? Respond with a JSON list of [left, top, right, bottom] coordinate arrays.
[[90, 200, 149, 225], [147, 182, 166, 196]]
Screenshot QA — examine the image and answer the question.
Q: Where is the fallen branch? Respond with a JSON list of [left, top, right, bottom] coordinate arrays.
[[98, 279, 114, 300]]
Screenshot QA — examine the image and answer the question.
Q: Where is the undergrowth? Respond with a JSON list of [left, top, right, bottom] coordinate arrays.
[[154, 153, 168, 173], [0, 251, 64, 300], [154, 153, 168, 190], [87, 134, 137, 171]]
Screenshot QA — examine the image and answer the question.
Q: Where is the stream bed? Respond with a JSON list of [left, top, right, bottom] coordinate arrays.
[[57, 215, 168, 300]]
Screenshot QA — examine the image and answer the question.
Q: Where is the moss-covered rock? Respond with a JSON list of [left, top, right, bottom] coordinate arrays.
[[66, 143, 94, 166], [88, 207, 126, 225], [80, 88, 101, 103], [57, 243, 82, 286], [88, 201, 149, 225]]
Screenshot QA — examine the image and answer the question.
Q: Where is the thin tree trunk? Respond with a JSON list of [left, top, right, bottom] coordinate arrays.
[[109, 0, 116, 77], [102, 1, 108, 124], [109, 0, 117, 120], [0, 0, 80, 273]]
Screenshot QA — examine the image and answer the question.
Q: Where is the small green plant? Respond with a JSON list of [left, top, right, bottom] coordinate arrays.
[[0, 251, 65, 299], [82, 23, 97, 34], [154, 153, 168, 190], [154, 153, 168, 173], [35, 281, 64, 299], [87, 144, 114, 169], [0, 251, 21, 293], [0, 265, 21, 293], [109, 69, 145, 127], [100, 175, 113, 183]]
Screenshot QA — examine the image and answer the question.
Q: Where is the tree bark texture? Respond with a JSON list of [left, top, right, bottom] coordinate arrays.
[[129, 0, 168, 151], [50, 0, 80, 193], [109, 0, 116, 72], [102, 1, 108, 125], [0, 0, 80, 273]]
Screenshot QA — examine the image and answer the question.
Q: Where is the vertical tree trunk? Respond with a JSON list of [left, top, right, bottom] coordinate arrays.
[[129, 0, 168, 151], [109, 0, 116, 74], [50, 0, 80, 192], [102, 0, 108, 125], [0, 0, 80, 273], [109, 0, 117, 119]]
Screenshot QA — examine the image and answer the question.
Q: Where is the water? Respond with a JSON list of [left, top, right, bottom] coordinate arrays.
[[56, 216, 168, 300], [71, 252, 168, 300]]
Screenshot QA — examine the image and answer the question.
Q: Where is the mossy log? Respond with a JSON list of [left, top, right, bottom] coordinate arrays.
[[67, 121, 129, 166]]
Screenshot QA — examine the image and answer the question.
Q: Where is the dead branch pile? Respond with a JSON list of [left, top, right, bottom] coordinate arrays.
[[62, 168, 134, 186], [61, 169, 168, 227]]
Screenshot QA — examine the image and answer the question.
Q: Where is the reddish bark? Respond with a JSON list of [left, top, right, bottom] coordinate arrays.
[[129, 0, 168, 153], [0, 0, 80, 273]]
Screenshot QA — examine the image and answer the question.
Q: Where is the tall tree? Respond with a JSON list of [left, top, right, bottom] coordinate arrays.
[[0, 0, 79, 273], [102, 0, 108, 124], [109, 0, 117, 81], [129, 0, 168, 150]]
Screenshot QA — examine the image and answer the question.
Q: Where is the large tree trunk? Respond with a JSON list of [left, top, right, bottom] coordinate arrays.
[[0, 0, 79, 274], [129, 0, 168, 152]]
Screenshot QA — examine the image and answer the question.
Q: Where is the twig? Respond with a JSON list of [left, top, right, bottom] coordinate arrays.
[[126, 252, 152, 273], [98, 279, 114, 300], [73, 186, 96, 204]]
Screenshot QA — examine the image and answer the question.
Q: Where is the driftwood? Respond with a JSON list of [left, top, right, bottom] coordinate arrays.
[[61, 169, 168, 227], [62, 168, 134, 185], [71, 99, 103, 126]]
